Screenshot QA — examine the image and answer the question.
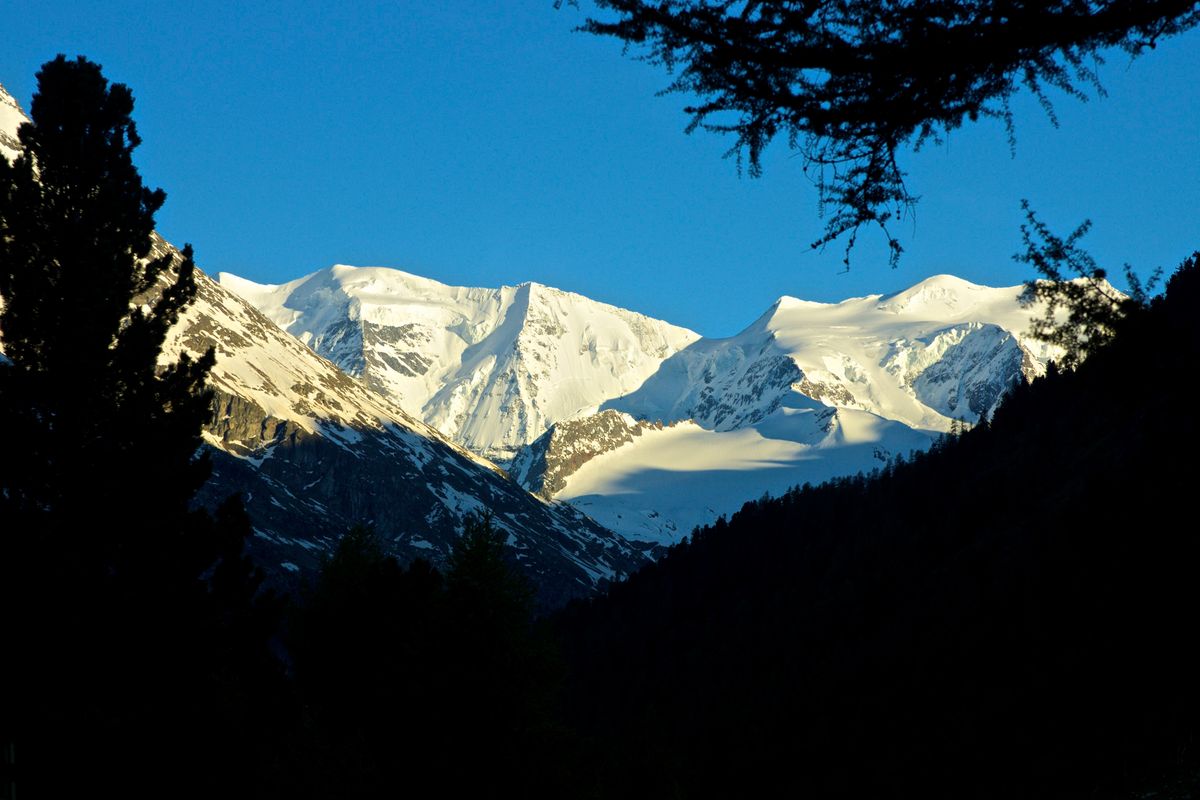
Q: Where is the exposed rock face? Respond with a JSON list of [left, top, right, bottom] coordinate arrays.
[[509, 410, 667, 499], [794, 375, 858, 407], [163, 261, 646, 605], [196, 390, 640, 607], [881, 322, 1043, 421]]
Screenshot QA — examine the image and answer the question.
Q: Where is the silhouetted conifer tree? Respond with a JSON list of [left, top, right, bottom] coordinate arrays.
[[1017, 201, 1161, 368], [288, 515, 574, 798], [0, 55, 275, 798], [442, 511, 570, 798]]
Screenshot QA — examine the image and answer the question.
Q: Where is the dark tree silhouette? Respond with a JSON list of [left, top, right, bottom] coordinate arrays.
[[569, 0, 1200, 265], [289, 515, 575, 798], [285, 524, 446, 796], [0, 56, 216, 582], [446, 510, 536, 635], [1016, 200, 1161, 368], [440, 511, 575, 798], [0, 55, 275, 797]]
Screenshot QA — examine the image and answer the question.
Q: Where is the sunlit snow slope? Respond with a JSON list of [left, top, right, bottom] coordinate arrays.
[[219, 267, 699, 463]]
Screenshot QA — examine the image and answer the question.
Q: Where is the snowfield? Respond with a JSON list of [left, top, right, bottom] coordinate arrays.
[[558, 409, 933, 543]]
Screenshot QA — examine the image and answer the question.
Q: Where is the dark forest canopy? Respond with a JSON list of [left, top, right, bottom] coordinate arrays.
[[554, 250, 1200, 797], [570, 0, 1200, 265]]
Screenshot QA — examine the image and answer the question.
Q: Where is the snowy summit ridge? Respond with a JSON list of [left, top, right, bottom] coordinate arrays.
[[219, 266, 699, 463], [224, 263, 1061, 547], [610, 272, 1057, 434]]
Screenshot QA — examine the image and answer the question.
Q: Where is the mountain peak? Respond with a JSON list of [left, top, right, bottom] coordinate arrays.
[[773, 295, 832, 311], [323, 263, 458, 295], [876, 273, 996, 315], [910, 273, 984, 289], [0, 81, 19, 107]]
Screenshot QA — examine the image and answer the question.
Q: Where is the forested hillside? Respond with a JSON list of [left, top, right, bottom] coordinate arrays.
[[556, 254, 1200, 798]]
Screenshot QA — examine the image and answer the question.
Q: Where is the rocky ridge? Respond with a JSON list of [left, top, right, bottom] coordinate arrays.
[[170, 249, 647, 604]]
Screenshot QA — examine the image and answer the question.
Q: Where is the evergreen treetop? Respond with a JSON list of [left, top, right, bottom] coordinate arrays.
[[0, 54, 214, 537], [0, 55, 275, 798]]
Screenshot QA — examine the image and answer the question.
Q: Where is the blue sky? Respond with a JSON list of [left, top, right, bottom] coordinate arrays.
[[2, 2, 1198, 336]]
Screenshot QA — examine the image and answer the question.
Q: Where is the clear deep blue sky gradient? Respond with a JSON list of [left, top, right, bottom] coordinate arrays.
[[2, 2, 1198, 336]]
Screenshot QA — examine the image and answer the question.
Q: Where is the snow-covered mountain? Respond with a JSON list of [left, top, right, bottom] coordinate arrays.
[[0, 87, 644, 606], [513, 275, 1061, 544], [219, 267, 699, 464], [176, 243, 646, 604], [0, 232, 646, 603], [224, 262, 1058, 548], [606, 274, 1056, 433]]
